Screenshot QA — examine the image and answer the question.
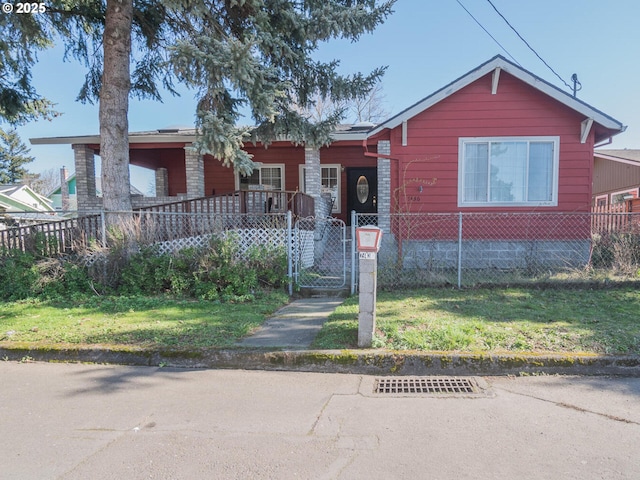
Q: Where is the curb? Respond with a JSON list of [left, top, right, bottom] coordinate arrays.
[[2, 346, 640, 376]]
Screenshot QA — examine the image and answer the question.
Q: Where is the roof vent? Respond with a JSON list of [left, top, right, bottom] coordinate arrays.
[[352, 121, 376, 130]]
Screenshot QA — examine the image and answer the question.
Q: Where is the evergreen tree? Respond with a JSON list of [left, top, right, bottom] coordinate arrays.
[[167, 0, 395, 174], [0, 128, 35, 183], [0, 0, 395, 214]]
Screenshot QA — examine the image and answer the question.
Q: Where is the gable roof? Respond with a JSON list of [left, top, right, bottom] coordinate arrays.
[[594, 149, 640, 166], [367, 55, 626, 143], [0, 184, 54, 212], [30, 56, 626, 148]]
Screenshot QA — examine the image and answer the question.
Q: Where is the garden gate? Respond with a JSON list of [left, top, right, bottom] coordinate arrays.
[[293, 217, 348, 290]]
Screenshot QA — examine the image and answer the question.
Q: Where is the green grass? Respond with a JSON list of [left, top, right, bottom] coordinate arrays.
[[0, 292, 288, 349], [3, 287, 640, 355], [312, 287, 640, 355]]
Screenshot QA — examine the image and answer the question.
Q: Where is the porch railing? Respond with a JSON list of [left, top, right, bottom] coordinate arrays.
[[0, 191, 314, 255], [135, 190, 314, 217], [0, 214, 102, 256], [591, 201, 636, 234]]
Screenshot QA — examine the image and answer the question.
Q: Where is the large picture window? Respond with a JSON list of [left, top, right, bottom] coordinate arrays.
[[458, 137, 559, 207]]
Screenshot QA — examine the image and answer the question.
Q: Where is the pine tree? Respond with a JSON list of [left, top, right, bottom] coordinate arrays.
[[168, 0, 395, 173], [0, 0, 396, 214], [0, 128, 35, 184]]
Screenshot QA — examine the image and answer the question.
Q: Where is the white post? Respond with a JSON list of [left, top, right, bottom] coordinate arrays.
[[287, 211, 293, 296], [356, 225, 382, 348], [351, 210, 357, 295], [457, 212, 463, 289], [358, 252, 378, 347]]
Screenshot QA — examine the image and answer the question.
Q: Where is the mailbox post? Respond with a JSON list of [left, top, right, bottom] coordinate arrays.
[[356, 225, 383, 348]]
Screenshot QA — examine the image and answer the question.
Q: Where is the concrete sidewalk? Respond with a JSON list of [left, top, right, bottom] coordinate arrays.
[[237, 296, 345, 349]]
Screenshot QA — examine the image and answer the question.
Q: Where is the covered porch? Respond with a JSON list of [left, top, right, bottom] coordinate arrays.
[[32, 126, 388, 223]]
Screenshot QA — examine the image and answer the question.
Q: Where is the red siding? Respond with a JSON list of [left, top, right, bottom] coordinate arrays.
[[245, 143, 306, 192], [391, 71, 594, 217], [204, 155, 238, 195]]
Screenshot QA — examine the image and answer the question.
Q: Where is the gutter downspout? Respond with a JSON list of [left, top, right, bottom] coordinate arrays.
[[362, 139, 394, 160]]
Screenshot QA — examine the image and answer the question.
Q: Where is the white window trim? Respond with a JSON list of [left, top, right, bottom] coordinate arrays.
[[595, 194, 608, 207], [610, 187, 639, 204], [236, 163, 285, 191], [458, 136, 560, 208], [298, 163, 342, 213]]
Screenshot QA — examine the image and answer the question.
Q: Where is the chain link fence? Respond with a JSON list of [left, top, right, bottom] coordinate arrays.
[[294, 217, 347, 289], [354, 212, 640, 289], [6, 209, 640, 292]]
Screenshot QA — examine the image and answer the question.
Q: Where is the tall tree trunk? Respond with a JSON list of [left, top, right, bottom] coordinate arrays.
[[100, 0, 133, 221]]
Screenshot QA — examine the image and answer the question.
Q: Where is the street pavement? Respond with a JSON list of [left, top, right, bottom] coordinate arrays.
[[1, 361, 639, 479]]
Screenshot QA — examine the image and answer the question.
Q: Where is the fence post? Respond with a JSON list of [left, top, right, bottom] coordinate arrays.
[[457, 212, 463, 289], [287, 210, 293, 297], [100, 210, 107, 247], [351, 210, 357, 295]]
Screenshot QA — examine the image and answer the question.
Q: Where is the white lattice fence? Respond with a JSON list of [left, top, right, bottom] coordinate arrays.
[[153, 228, 291, 257], [154, 234, 212, 254]]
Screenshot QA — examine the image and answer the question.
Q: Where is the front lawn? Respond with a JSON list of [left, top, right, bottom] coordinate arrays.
[[312, 287, 640, 354], [2, 287, 639, 355], [0, 293, 288, 349]]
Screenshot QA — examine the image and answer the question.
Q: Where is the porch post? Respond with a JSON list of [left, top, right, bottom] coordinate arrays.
[[377, 140, 391, 233], [155, 167, 169, 197], [184, 144, 205, 198], [304, 146, 322, 217], [73, 144, 99, 213]]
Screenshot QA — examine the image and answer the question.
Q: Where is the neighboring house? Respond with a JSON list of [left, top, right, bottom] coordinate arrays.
[[0, 184, 56, 227], [0, 184, 54, 213], [592, 149, 640, 207], [48, 167, 144, 211]]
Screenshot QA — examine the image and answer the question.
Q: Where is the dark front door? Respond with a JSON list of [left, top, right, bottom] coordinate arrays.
[[347, 167, 378, 224]]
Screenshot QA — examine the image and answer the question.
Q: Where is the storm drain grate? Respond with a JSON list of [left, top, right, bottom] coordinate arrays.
[[374, 376, 479, 395]]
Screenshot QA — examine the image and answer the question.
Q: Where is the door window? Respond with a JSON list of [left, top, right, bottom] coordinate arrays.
[[356, 176, 369, 203]]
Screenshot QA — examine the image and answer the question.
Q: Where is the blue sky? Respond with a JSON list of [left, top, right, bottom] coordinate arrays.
[[13, 0, 640, 191]]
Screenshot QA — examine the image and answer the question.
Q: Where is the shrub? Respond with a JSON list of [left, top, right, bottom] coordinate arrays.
[[0, 250, 39, 300], [0, 231, 289, 303], [119, 246, 174, 295], [591, 229, 640, 275], [246, 244, 288, 288], [0, 251, 94, 300]]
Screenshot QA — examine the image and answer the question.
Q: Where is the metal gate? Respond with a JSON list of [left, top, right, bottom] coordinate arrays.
[[293, 217, 347, 289]]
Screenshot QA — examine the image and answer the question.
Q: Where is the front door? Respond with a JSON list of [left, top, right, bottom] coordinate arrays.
[[347, 167, 378, 224]]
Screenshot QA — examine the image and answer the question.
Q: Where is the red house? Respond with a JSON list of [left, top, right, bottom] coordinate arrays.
[[32, 56, 626, 236]]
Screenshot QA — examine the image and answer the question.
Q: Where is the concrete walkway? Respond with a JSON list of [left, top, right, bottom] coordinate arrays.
[[237, 296, 345, 349]]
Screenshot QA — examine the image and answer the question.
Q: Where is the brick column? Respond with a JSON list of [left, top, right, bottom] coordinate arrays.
[[304, 147, 324, 218], [184, 145, 205, 198], [377, 140, 391, 233], [155, 167, 169, 197], [73, 144, 100, 213]]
